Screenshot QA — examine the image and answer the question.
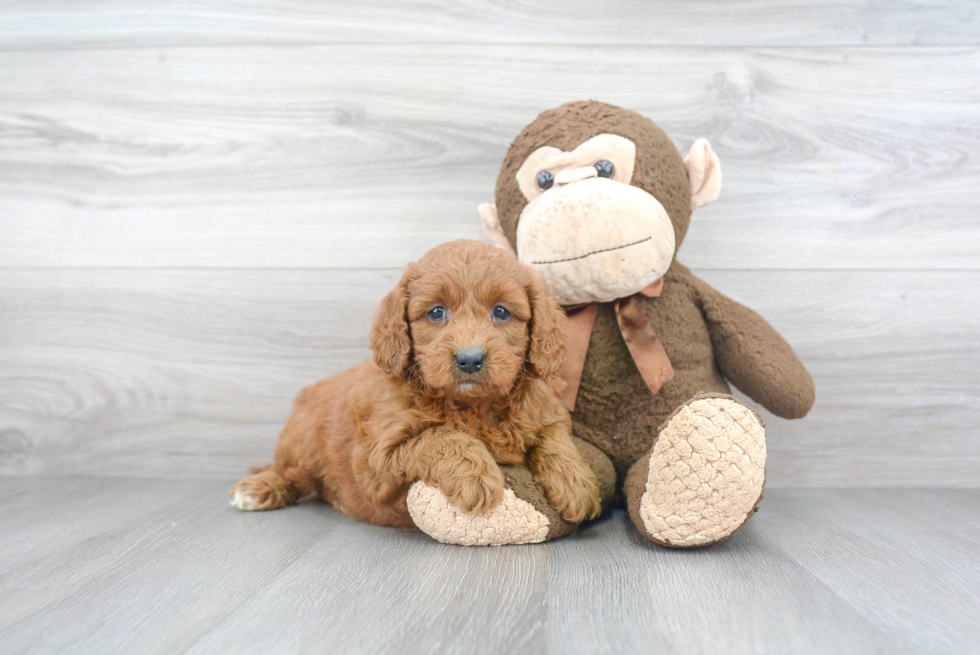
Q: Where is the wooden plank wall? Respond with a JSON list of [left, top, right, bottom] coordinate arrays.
[[1, 1, 978, 486]]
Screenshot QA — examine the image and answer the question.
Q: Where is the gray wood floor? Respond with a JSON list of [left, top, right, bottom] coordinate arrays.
[[0, 478, 977, 654]]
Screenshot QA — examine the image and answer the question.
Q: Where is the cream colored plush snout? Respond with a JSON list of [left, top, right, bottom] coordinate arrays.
[[515, 177, 675, 306]]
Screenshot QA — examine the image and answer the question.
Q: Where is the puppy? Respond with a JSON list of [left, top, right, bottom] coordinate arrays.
[[231, 239, 601, 529]]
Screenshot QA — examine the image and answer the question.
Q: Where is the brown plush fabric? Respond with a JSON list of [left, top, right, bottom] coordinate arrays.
[[570, 263, 725, 479], [692, 276, 815, 419], [499, 465, 576, 540], [492, 100, 815, 511], [500, 436, 616, 540], [624, 452, 653, 541], [571, 261, 813, 481], [495, 100, 693, 252]]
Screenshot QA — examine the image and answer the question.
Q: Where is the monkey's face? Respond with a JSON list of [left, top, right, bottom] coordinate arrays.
[[482, 101, 722, 307], [513, 134, 675, 305]]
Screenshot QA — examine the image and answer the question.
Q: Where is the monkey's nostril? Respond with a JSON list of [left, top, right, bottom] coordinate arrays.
[[455, 347, 486, 375]]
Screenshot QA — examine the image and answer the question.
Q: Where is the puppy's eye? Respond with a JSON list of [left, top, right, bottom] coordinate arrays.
[[595, 160, 615, 178], [536, 171, 554, 190], [427, 307, 447, 321], [492, 306, 511, 321]]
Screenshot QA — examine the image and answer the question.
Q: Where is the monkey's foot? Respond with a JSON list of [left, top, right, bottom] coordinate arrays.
[[408, 438, 616, 546], [407, 475, 550, 546], [626, 393, 766, 548]]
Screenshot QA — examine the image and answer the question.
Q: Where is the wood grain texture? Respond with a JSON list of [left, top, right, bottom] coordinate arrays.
[[0, 0, 976, 49], [761, 489, 980, 654], [0, 478, 977, 654], [2, 267, 977, 486], [1, 45, 978, 270], [1, 4, 978, 492]]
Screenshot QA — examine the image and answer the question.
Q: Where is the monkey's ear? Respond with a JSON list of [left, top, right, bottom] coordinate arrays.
[[478, 203, 517, 257], [370, 266, 415, 378], [683, 139, 722, 210]]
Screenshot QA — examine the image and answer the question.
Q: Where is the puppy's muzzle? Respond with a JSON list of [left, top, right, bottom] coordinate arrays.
[[455, 347, 486, 375]]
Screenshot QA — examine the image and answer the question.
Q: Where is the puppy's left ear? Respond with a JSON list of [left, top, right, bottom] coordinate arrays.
[[370, 265, 416, 378], [525, 270, 567, 382]]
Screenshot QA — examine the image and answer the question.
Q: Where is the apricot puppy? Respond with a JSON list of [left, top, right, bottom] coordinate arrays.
[[231, 240, 601, 531]]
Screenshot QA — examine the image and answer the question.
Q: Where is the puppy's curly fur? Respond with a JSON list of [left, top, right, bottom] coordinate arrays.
[[231, 240, 601, 528]]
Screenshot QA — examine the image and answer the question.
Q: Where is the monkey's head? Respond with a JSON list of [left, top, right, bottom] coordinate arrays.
[[480, 100, 722, 305]]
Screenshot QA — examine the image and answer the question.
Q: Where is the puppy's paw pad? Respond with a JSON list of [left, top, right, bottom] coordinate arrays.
[[230, 489, 263, 511], [408, 482, 549, 546]]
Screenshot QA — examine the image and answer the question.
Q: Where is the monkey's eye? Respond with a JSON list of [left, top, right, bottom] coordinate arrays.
[[427, 307, 447, 321], [492, 306, 511, 321], [595, 160, 615, 178], [536, 171, 554, 190]]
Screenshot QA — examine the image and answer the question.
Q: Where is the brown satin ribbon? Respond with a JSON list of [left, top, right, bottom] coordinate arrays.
[[560, 278, 674, 411]]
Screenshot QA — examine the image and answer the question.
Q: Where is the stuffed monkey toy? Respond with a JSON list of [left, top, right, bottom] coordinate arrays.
[[407, 100, 814, 547]]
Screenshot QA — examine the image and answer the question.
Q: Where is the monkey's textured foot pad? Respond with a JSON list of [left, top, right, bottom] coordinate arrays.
[[626, 395, 766, 548], [407, 482, 550, 546]]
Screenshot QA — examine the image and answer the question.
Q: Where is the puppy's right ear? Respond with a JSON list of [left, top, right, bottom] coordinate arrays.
[[370, 265, 415, 377]]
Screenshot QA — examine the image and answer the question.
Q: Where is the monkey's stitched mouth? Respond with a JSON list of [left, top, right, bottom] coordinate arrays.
[[530, 236, 652, 265]]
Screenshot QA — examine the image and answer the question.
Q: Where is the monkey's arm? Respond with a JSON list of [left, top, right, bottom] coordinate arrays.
[[689, 273, 815, 419]]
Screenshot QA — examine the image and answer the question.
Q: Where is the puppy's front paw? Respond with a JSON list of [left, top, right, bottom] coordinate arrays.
[[437, 462, 506, 514], [557, 477, 602, 524], [538, 467, 602, 524]]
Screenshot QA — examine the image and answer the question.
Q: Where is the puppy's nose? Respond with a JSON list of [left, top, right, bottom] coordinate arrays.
[[455, 347, 486, 375]]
